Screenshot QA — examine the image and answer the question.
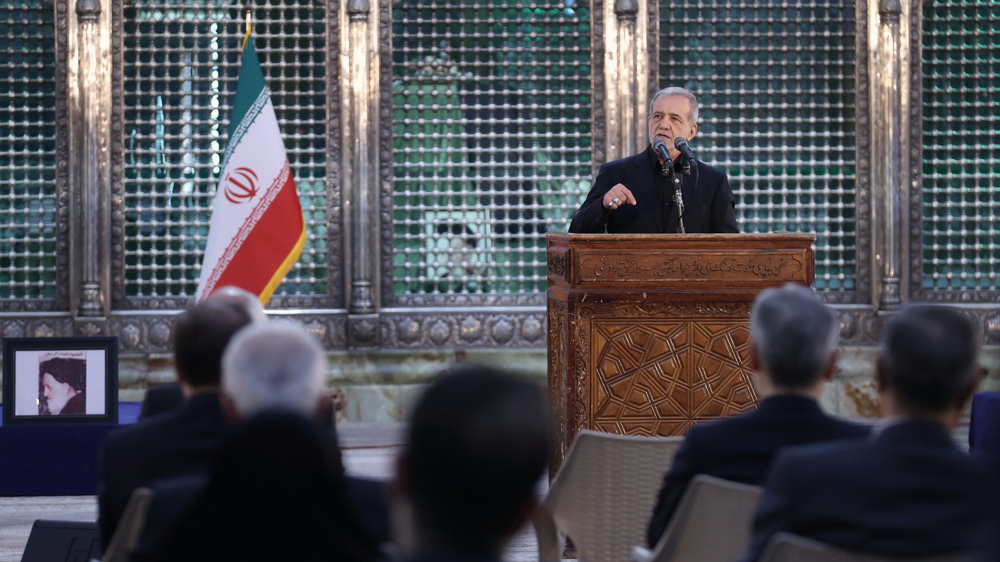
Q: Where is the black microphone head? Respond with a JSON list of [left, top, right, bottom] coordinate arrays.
[[674, 136, 695, 160], [652, 137, 670, 161]]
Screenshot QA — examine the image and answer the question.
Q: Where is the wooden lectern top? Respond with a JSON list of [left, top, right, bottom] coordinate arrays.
[[547, 233, 815, 297]]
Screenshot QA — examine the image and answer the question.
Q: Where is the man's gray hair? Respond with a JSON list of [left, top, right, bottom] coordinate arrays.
[[206, 285, 268, 324], [749, 283, 839, 390], [649, 87, 699, 124], [222, 320, 326, 418]]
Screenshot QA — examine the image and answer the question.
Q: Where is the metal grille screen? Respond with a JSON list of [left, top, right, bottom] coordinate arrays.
[[0, 0, 57, 300], [123, 0, 327, 301], [660, 0, 857, 292], [922, 0, 999, 291], [391, 0, 592, 297]]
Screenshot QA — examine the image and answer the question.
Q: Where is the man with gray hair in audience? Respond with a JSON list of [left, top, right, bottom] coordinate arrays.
[[130, 321, 391, 560], [219, 320, 327, 420], [223, 321, 390, 545], [645, 283, 870, 549]]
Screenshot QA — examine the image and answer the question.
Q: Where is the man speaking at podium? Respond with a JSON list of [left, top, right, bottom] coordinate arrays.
[[569, 87, 739, 234]]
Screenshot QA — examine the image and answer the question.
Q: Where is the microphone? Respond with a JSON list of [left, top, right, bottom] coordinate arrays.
[[674, 136, 695, 162], [652, 137, 671, 163]]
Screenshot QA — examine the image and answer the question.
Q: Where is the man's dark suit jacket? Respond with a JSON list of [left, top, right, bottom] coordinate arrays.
[[569, 146, 739, 234], [139, 383, 185, 420], [98, 392, 230, 549], [399, 547, 501, 562], [741, 420, 1000, 561], [129, 474, 391, 562], [646, 394, 869, 548]]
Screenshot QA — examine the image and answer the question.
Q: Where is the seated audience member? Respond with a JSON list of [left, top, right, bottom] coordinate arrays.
[[221, 320, 390, 544], [138, 286, 267, 420], [97, 299, 252, 549], [646, 284, 869, 548], [157, 411, 380, 562], [395, 365, 549, 562], [742, 304, 1000, 561], [130, 321, 389, 561]]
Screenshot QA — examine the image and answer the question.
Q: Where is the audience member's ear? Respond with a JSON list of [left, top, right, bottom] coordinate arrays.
[[748, 345, 773, 397], [748, 343, 762, 372], [955, 372, 982, 412], [392, 453, 408, 497], [172, 357, 188, 385], [220, 393, 240, 423], [874, 357, 889, 394], [821, 349, 840, 382], [313, 394, 334, 428]]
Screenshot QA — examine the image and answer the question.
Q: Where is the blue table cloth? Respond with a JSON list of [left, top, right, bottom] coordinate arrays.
[[0, 403, 141, 496], [969, 391, 1000, 457]]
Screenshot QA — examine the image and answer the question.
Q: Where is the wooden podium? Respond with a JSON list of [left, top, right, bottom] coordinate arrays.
[[546, 233, 816, 470]]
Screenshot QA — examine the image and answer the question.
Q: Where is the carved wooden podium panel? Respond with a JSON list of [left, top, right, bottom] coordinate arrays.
[[547, 233, 816, 471]]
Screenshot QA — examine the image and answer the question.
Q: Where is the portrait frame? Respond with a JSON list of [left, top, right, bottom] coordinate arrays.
[[2, 337, 118, 426]]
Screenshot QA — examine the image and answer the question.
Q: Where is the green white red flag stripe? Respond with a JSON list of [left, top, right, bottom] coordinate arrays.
[[195, 32, 305, 305]]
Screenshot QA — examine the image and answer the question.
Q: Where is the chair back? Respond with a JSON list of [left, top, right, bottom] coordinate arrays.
[[101, 487, 153, 562], [647, 474, 761, 562], [759, 532, 972, 562], [534, 430, 684, 562]]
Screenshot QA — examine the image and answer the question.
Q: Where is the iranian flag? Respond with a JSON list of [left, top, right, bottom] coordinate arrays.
[[195, 31, 305, 305]]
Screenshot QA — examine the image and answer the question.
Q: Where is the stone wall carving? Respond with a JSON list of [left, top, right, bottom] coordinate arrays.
[[380, 309, 546, 348], [0, 316, 75, 339], [109, 0, 125, 309], [108, 311, 347, 354], [849, 0, 873, 307]]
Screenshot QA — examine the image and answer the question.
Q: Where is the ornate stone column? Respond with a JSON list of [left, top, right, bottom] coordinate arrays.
[[68, 0, 113, 334], [604, 0, 649, 161], [341, 0, 381, 345], [869, 0, 913, 310]]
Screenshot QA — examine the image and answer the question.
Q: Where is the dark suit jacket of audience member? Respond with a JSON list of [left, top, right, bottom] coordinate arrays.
[[399, 548, 501, 562], [139, 383, 185, 420], [741, 420, 1000, 561], [129, 473, 392, 562], [647, 394, 870, 548], [154, 412, 380, 562], [98, 392, 230, 549]]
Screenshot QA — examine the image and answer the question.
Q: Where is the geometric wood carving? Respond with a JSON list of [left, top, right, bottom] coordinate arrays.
[[591, 319, 755, 436]]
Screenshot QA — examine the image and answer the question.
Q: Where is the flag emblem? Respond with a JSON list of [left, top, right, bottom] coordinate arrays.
[[223, 167, 260, 204], [195, 32, 306, 305]]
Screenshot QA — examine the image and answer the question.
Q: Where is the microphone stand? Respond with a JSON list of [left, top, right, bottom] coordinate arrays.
[[665, 156, 685, 234]]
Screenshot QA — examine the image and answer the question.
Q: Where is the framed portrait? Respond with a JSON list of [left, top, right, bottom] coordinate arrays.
[[2, 337, 118, 426]]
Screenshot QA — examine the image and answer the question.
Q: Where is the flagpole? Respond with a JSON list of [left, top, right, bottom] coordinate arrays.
[[243, 2, 252, 53]]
